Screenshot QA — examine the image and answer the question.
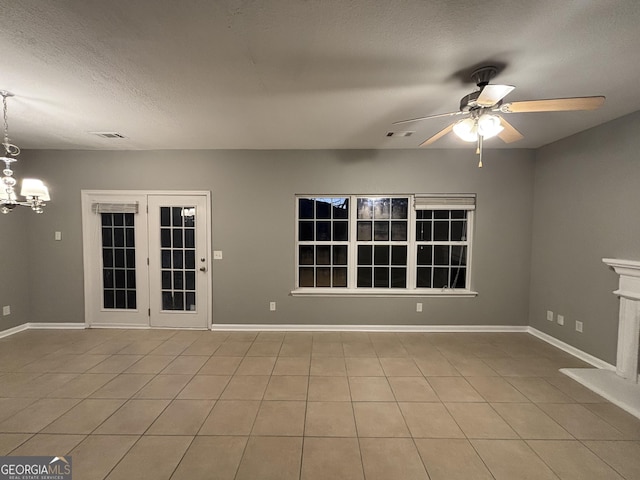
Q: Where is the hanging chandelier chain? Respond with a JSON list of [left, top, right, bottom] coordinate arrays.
[[1, 91, 19, 157]]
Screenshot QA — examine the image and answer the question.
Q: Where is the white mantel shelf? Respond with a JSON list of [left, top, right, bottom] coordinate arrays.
[[562, 258, 640, 420]]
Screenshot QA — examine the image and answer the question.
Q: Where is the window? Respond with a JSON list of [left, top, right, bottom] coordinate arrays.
[[295, 194, 476, 296]]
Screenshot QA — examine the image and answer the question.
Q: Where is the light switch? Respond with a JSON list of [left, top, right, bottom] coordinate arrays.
[[55, 231, 62, 241]]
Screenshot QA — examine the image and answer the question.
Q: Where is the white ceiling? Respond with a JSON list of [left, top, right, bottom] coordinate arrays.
[[1, 0, 639, 151]]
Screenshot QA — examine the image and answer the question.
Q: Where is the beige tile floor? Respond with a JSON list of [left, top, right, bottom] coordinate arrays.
[[0, 329, 639, 479]]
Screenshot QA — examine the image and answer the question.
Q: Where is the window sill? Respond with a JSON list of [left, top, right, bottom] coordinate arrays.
[[290, 288, 478, 298]]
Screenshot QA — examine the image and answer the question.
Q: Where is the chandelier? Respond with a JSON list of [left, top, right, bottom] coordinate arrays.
[[0, 91, 49, 214]]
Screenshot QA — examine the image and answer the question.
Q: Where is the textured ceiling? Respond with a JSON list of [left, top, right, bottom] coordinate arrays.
[[1, 0, 639, 150]]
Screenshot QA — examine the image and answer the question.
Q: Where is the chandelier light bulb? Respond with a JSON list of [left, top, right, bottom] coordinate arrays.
[[477, 114, 504, 139]]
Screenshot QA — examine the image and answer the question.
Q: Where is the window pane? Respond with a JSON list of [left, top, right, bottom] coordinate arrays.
[[114, 228, 125, 247], [114, 250, 125, 268], [357, 267, 372, 287], [127, 249, 136, 270], [185, 229, 195, 248], [434, 245, 450, 265], [333, 267, 347, 287], [316, 221, 331, 241], [417, 245, 432, 265], [316, 199, 331, 219], [173, 271, 184, 289], [433, 268, 449, 288], [172, 229, 183, 248], [357, 221, 372, 241], [434, 221, 449, 241], [373, 198, 390, 219], [162, 270, 172, 289], [104, 290, 114, 309], [186, 292, 196, 311], [334, 221, 348, 241], [333, 245, 347, 265], [374, 267, 389, 287], [374, 245, 390, 265], [333, 198, 349, 219], [103, 270, 114, 288], [451, 246, 467, 266], [124, 214, 134, 226], [185, 272, 196, 290], [434, 210, 449, 219], [316, 245, 331, 265], [172, 207, 183, 227], [373, 221, 389, 241], [391, 198, 408, 219], [161, 250, 171, 269], [127, 291, 137, 309], [160, 207, 170, 226], [161, 229, 171, 248], [115, 290, 126, 309], [185, 250, 195, 269], [299, 221, 314, 241], [101, 214, 112, 226], [451, 268, 466, 288], [358, 245, 372, 265], [451, 210, 466, 219], [299, 268, 314, 287], [115, 270, 125, 288], [102, 228, 113, 247], [415, 221, 431, 242], [173, 251, 183, 269], [416, 210, 432, 220], [316, 267, 331, 287], [299, 246, 314, 265], [113, 214, 124, 226], [451, 221, 466, 241], [103, 249, 113, 268], [126, 228, 135, 247], [391, 268, 406, 288], [299, 198, 314, 219], [417, 267, 432, 288], [357, 198, 373, 219], [391, 221, 407, 241], [391, 246, 407, 266]]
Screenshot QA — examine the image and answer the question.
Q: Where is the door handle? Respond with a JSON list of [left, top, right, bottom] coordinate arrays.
[[199, 267, 207, 272]]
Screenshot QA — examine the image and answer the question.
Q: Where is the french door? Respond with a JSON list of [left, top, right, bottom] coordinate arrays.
[[82, 191, 211, 329]]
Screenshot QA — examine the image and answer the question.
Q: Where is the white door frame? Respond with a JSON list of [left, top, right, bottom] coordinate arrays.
[[81, 190, 213, 329]]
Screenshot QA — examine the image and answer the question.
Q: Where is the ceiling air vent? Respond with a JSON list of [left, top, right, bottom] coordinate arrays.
[[386, 131, 414, 137], [90, 132, 127, 139]]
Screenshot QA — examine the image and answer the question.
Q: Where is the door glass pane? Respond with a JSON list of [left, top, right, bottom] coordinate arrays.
[[101, 213, 137, 310], [160, 206, 197, 311]]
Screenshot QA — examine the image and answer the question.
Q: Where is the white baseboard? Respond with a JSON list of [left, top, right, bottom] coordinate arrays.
[[211, 324, 529, 333], [527, 326, 615, 370], [0, 323, 30, 339], [27, 322, 86, 330]]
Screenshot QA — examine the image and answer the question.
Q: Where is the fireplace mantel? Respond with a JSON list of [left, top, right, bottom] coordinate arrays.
[[603, 258, 640, 382]]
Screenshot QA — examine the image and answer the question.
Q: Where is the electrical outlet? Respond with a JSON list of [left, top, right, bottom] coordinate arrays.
[[269, 301, 276, 311], [2, 305, 10, 316], [416, 303, 423, 312], [546, 310, 554, 321], [213, 250, 223, 259], [557, 314, 564, 326], [575, 320, 583, 333]]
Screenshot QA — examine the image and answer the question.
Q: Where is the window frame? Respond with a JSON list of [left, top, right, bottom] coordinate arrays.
[[293, 194, 478, 297]]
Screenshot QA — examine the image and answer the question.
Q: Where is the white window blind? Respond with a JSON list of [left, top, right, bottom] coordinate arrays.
[[414, 194, 476, 210], [91, 202, 139, 214]]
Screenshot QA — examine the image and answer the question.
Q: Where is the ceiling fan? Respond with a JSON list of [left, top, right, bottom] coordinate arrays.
[[393, 66, 605, 166]]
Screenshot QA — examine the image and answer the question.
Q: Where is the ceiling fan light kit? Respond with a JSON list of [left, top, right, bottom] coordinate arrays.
[[393, 65, 605, 168]]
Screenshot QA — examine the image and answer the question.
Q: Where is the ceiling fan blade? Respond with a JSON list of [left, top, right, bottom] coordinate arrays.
[[497, 117, 524, 143], [420, 124, 454, 147], [393, 111, 464, 125], [501, 96, 605, 113], [477, 84, 515, 107]]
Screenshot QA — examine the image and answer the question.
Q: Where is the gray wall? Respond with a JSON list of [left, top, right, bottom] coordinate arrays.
[[529, 110, 640, 364], [18, 148, 535, 327], [0, 208, 30, 332]]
